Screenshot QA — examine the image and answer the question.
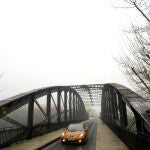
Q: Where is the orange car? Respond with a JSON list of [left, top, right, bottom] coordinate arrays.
[[61, 123, 88, 144]]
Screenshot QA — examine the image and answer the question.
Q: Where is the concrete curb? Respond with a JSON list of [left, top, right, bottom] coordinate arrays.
[[35, 137, 60, 150]]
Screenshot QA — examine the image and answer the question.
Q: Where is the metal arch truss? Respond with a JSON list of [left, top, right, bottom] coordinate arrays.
[[0, 83, 150, 148], [101, 83, 150, 149], [0, 86, 88, 148], [71, 84, 103, 106]]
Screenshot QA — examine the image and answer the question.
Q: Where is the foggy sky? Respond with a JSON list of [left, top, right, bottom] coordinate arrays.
[[0, 0, 133, 100]]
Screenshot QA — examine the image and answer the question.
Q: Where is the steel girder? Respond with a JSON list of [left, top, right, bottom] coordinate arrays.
[[71, 84, 103, 106]]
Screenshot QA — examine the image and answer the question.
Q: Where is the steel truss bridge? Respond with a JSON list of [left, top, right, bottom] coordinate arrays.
[[0, 83, 150, 149]]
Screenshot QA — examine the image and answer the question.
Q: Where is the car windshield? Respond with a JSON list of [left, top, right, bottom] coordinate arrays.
[[67, 124, 84, 131]]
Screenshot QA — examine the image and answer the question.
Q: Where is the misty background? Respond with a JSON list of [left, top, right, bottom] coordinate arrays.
[[0, 0, 134, 101]]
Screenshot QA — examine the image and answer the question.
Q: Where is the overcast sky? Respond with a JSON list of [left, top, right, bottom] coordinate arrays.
[[0, 0, 135, 100]]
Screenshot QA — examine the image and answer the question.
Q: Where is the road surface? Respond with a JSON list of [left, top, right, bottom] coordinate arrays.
[[42, 119, 97, 150]]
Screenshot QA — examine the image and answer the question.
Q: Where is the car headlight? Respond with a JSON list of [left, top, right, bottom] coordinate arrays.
[[61, 132, 65, 136], [79, 133, 84, 137]]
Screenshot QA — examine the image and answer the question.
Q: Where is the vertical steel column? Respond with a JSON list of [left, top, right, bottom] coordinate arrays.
[[109, 89, 113, 121], [108, 91, 111, 120], [101, 88, 105, 120], [69, 91, 72, 121], [76, 96, 79, 120], [27, 95, 34, 139], [134, 111, 144, 134], [78, 99, 81, 120], [110, 89, 114, 121], [121, 99, 128, 127], [73, 93, 76, 120], [64, 90, 67, 122], [57, 89, 61, 123], [106, 91, 109, 120], [47, 91, 51, 124], [111, 90, 116, 123], [118, 94, 128, 127], [113, 90, 119, 123], [118, 94, 127, 127], [75, 94, 77, 119]]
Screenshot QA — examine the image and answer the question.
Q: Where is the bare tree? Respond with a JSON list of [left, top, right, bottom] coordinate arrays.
[[116, 0, 150, 99]]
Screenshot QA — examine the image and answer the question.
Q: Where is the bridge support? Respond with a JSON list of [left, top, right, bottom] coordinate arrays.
[[69, 91, 72, 121], [118, 95, 128, 127], [47, 91, 51, 124], [73, 93, 76, 120], [101, 87, 128, 127], [27, 95, 34, 139], [57, 89, 61, 123], [64, 90, 68, 122]]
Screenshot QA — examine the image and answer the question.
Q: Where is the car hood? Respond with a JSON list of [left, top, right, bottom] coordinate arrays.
[[64, 130, 83, 138]]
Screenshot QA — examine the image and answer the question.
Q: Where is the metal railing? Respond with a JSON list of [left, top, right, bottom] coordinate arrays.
[[103, 119, 150, 150]]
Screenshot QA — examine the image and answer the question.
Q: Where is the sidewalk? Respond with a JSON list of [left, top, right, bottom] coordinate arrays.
[[3, 120, 89, 150], [96, 119, 129, 150]]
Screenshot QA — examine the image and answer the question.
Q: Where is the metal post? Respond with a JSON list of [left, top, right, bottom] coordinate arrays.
[[27, 95, 34, 139], [69, 91, 72, 121], [76, 96, 79, 120], [118, 94, 127, 127], [78, 97, 81, 120], [113, 90, 119, 123], [111, 90, 116, 123], [118, 95, 128, 127], [106, 91, 109, 120], [101, 88, 105, 120], [47, 91, 51, 124], [122, 100, 128, 127], [134, 111, 144, 134], [64, 90, 67, 122], [57, 89, 61, 123], [73, 93, 75, 120]]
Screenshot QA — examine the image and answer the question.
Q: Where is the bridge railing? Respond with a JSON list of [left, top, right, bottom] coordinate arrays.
[[104, 119, 150, 150]]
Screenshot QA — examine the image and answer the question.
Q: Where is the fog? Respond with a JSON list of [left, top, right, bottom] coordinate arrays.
[[0, 0, 132, 100]]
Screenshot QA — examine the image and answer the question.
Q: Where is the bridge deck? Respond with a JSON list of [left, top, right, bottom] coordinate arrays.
[[3, 119, 128, 150]]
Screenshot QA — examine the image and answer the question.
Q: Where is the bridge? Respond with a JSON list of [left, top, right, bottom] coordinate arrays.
[[0, 83, 150, 150]]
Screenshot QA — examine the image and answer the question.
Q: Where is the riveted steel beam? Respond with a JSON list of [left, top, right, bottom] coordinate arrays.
[[47, 91, 51, 124], [64, 90, 68, 122], [57, 89, 61, 123], [27, 95, 34, 139]]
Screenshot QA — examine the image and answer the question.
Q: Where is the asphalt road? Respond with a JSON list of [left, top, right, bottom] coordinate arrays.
[[42, 119, 98, 150]]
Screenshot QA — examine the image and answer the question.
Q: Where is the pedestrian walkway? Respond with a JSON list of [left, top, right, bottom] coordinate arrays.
[[96, 119, 129, 150]]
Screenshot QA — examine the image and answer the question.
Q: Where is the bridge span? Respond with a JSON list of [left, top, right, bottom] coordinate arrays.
[[3, 118, 128, 150], [0, 83, 150, 149]]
